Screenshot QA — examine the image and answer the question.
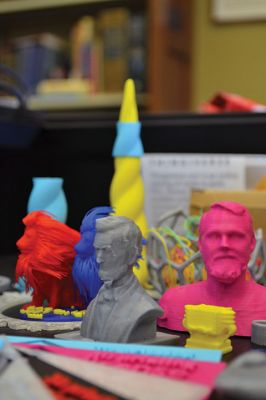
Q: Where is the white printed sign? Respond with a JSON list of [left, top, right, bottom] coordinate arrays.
[[142, 154, 248, 227]]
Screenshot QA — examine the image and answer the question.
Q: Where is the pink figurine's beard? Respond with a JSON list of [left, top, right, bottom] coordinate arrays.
[[206, 255, 246, 284]]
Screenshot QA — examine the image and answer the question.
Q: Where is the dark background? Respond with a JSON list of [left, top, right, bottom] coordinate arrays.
[[2, 110, 266, 255]]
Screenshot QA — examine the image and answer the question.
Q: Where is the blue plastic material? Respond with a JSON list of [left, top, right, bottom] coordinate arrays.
[[14, 277, 33, 294], [20, 310, 83, 322], [112, 122, 144, 157], [8, 336, 222, 362], [73, 206, 113, 306], [27, 177, 68, 223]]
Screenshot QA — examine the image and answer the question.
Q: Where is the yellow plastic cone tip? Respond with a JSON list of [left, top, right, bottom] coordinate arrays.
[[119, 79, 139, 123]]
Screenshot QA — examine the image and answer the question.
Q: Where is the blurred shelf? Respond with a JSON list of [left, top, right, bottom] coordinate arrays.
[[0, 0, 114, 14], [27, 92, 148, 111], [0, 0, 189, 112]]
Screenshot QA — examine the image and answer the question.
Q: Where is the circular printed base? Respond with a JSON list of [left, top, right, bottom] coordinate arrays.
[[19, 306, 84, 322], [0, 292, 82, 333]]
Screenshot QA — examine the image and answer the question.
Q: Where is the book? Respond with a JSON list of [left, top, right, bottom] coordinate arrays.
[[13, 33, 67, 93], [70, 16, 95, 79], [36, 78, 91, 95], [71, 15, 105, 93], [98, 7, 130, 92], [128, 13, 147, 93]]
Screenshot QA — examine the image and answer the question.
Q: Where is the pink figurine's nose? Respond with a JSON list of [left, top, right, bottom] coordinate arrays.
[[220, 234, 230, 248]]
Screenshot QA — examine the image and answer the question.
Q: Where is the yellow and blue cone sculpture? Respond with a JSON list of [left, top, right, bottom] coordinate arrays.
[[110, 79, 150, 288]]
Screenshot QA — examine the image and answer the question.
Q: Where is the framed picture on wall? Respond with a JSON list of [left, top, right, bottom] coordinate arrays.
[[212, 0, 266, 22]]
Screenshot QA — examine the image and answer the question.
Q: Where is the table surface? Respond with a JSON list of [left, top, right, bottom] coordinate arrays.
[[0, 254, 262, 350], [1, 254, 264, 399]]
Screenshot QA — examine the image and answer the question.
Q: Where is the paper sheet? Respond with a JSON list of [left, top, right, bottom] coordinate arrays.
[[142, 154, 246, 226], [15, 344, 226, 388], [8, 336, 222, 362], [17, 347, 210, 400]]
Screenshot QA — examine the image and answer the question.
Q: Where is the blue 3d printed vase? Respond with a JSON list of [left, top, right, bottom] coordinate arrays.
[[27, 177, 68, 223]]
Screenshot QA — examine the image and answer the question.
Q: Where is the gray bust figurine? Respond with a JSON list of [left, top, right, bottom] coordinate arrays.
[[80, 215, 163, 342]]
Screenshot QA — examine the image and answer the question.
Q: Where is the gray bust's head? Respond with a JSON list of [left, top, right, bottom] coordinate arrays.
[[94, 216, 142, 281]]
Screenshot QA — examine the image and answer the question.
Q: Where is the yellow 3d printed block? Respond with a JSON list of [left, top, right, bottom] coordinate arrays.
[[183, 304, 236, 354]]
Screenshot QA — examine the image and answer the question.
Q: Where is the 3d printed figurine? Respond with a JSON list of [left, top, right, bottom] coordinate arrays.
[[110, 79, 150, 288], [158, 201, 266, 336], [147, 209, 204, 295], [16, 211, 82, 310], [80, 213, 163, 342], [27, 177, 68, 223], [251, 320, 266, 346], [215, 351, 266, 400], [183, 304, 236, 354], [72, 206, 113, 306]]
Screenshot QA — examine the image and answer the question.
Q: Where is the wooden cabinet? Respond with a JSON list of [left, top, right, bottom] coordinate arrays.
[[0, 0, 192, 112], [147, 0, 192, 112]]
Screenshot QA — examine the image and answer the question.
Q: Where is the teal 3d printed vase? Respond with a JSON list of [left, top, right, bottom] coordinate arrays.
[[27, 177, 68, 223]]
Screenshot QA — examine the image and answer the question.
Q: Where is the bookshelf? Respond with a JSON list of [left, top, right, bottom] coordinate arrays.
[[0, 0, 192, 112], [0, 1, 114, 14], [28, 92, 148, 111]]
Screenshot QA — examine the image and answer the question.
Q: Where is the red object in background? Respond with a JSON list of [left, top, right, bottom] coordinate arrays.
[[44, 372, 119, 400], [200, 92, 266, 113]]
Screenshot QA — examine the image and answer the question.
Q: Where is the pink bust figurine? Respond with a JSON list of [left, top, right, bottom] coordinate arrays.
[[158, 201, 266, 336]]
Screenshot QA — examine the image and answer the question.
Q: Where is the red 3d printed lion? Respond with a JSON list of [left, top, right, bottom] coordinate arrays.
[[16, 211, 82, 309]]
